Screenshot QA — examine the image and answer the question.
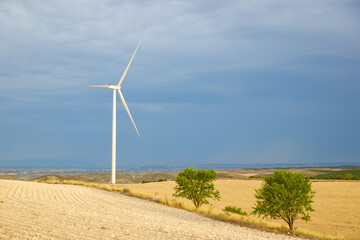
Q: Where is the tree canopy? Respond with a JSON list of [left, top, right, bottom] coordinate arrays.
[[173, 168, 220, 208], [252, 170, 315, 231]]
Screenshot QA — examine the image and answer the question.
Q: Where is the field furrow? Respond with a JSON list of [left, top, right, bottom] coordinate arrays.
[[0, 180, 301, 240]]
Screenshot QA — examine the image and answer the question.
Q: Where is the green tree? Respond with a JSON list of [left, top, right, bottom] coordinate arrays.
[[252, 171, 315, 231], [344, 173, 359, 180], [173, 168, 220, 208]]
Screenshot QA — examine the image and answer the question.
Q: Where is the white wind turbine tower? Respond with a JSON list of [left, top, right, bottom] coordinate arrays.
[[90, 41, 141, 184]]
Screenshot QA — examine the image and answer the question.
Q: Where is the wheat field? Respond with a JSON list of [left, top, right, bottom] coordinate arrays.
[[119, 179, 360, 239]]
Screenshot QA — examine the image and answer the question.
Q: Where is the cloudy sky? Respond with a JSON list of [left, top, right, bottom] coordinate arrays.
[[1, 0, 359, 168]]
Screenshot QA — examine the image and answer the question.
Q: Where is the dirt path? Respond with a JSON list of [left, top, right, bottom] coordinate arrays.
[[0, 180, 300, 240]]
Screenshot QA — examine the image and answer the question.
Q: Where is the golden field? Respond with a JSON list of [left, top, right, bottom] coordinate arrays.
[[119, 179, 360, 239]]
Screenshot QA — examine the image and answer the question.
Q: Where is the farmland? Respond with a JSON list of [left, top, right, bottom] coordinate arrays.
[[119, 179, 360, 239], [1, 167, 360, 239]]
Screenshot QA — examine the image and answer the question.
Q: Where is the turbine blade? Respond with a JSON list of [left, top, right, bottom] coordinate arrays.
[[118, 40, 142, 87], [89, 85, 111, 89], [117, 89, 140, 136]]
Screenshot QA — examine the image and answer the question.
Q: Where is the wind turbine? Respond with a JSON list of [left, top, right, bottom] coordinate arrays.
[[90, 41, 141, 184]]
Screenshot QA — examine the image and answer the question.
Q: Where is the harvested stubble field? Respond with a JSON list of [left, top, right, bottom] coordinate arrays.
[[119, 179, 360, 240], [0, 179, 301, 240]]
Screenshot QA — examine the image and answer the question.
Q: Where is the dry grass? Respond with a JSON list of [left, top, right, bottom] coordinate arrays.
[[41, 178, 359, 239], [118, 179, 360, 240]]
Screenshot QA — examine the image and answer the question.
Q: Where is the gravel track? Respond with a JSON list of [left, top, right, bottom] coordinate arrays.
[[0, 180, 301, 240]]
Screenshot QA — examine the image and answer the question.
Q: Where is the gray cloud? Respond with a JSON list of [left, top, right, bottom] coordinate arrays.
[[1, 0, 359, 166], [1, 1, 358, 60]]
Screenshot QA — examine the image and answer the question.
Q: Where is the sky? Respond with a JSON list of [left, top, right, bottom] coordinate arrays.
[[0, 0, 359, 168]]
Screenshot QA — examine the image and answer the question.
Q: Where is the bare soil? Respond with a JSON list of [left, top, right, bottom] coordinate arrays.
[[0, 180, 300, 240]]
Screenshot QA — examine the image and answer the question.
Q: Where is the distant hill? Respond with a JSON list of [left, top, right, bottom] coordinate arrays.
[[215, 167, 350, 178], [4, 166, 359, 184], [0, 175, 20, 180], [62, 172, 178, 184], [315, 169, 360, 180], [32, 174, 65, 182], [131, 172, 177, 183], [62, 168, 345, 183], [63, 173, 130, 184]]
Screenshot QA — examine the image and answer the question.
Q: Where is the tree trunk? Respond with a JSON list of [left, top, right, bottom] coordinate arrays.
[[288, 220, 294, 232]]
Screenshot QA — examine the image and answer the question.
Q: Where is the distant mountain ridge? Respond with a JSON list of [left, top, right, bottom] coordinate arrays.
[[1, 160, 359, 170]]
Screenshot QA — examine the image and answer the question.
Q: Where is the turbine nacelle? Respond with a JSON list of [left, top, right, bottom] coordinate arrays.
[[89, 84, 120, 90]]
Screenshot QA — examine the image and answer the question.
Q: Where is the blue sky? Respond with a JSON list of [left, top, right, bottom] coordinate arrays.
[[0, 0, 359, 168]]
